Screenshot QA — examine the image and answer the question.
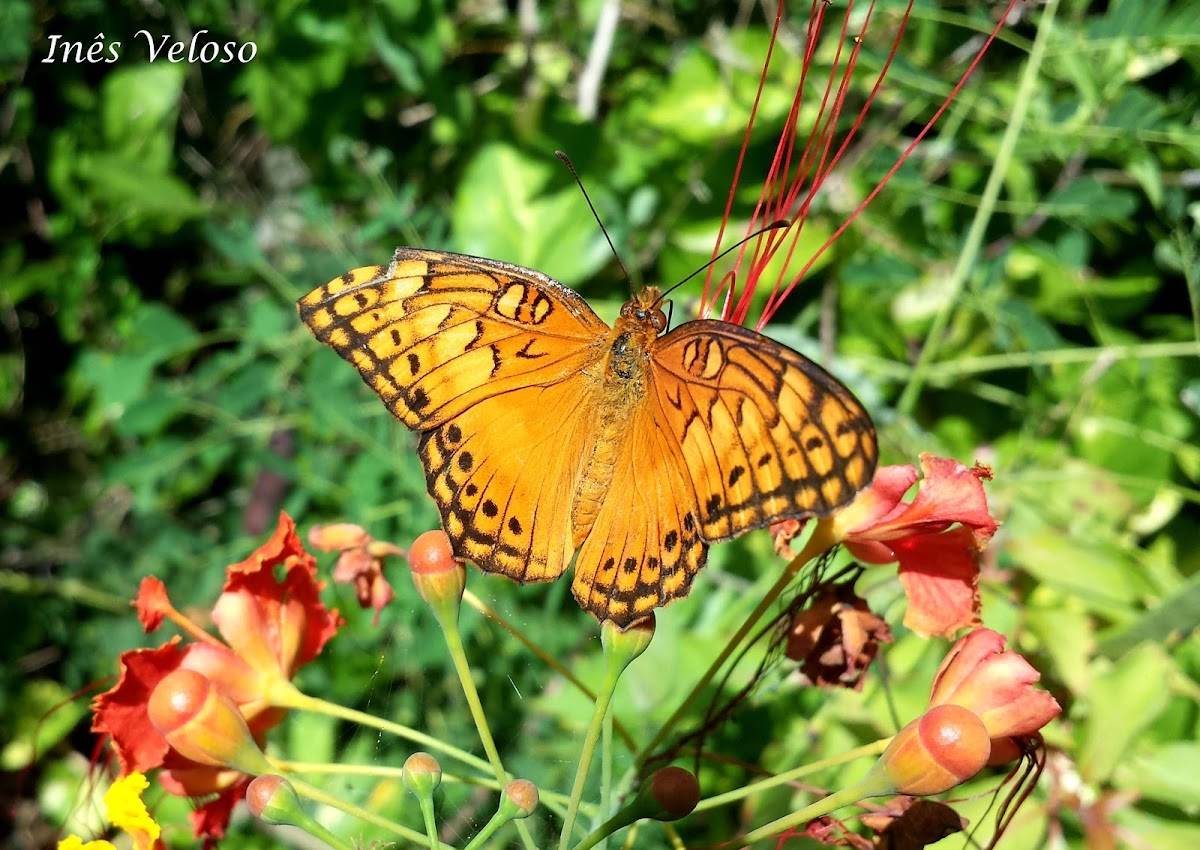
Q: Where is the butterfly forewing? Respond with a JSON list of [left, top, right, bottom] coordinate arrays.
[[297, 249, 607, 430]]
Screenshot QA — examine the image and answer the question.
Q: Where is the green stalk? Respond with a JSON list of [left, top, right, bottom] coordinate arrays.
[[898, 0, 1062, 416], [558, 643, 629, 849], [638, 521, 836, 765], [273, 687, 493, 778], [439, 622, 539, 850], [286, 774, 430, 847]]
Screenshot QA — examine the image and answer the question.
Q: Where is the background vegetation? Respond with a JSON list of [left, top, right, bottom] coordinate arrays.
[[2, 0, 1198, 847]]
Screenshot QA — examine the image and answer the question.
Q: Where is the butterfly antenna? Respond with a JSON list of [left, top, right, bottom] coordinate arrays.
[[555, 150, 635, 296], [657, 220, 791, 304]]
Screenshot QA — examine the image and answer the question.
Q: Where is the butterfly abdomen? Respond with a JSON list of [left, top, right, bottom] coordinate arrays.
[[570, 321, 659, 547]]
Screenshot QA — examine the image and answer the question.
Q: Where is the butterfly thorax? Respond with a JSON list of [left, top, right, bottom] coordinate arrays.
[[570, 288, 669, 546]]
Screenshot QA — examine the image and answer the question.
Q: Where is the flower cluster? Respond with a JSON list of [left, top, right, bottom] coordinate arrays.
[[90, 514, 342, 843], [776, 453, 998, 638], [870, 628, 1062, 795]]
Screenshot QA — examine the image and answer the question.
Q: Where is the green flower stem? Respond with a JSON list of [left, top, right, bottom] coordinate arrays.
[[440, 621, 507, 783], [267, 796, 355, 850], [286, 774, 431, 847], [272, 760, 407, 780], [638, 521, 836, 765], [0, 572, 128, 613], [897, 0, 1062, 416], [416, 792, 441, 850], [692, 738, 890, 812], [273, 686, 493, 778], [731, 770, 894, 848], [572, 811, 634, 850], [598, 711, 614, 850], [439, 619, 539, 850], [463, 590, 639, 752], [460, 815, 508, 850], [278, 760, 581, 820], [460, 798, 528, 850], [558, 644, 628, 850]]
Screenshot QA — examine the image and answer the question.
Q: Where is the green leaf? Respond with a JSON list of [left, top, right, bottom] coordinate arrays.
[[100, 63, 186, 171], [451, 143, 610, 283], [1098, 571, 1200, 659], [1077, 642, 1173, 784], [1116, 741, 1200, 808], [1, 680, 88, 771]]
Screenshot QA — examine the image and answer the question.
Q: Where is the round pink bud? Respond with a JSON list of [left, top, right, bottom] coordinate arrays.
[[147, 669, 269, 773], [877, 704, 992, 796]]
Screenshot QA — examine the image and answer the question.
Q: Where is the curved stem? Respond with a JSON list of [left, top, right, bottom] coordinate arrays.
[[638, 521, 836, 764], [693, 738, 890, 813], [898, 0, 1061, 415], [286, 773, 430, 846], [559, 652, 625, 850], [276, 688, 493, 778]]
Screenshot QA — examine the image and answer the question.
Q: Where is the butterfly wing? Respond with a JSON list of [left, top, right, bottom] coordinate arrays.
[[420, 379, 599, 583], [298, 248, 609, 430], [650, 319, 878, 541], [571, 399, 709, 625], [570, 320, 876, 627], [298, 248, 609, 583]]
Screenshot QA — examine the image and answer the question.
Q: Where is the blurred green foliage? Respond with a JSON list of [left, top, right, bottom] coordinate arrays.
[[2, 0, 1198, 847]]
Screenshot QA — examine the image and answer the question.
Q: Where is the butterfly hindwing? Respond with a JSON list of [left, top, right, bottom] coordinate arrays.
[[650, 320, 878, 542], [419, 379, 595, 584], [297, 248, 608, 430], [571, 399, 707, 625]]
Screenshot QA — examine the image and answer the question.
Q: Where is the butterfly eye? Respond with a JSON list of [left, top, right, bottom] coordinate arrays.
[[650, 309, 668, 332]]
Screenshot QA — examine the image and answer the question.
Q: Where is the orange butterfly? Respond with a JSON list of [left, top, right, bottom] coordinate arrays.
[[298, 248, 877, 627]]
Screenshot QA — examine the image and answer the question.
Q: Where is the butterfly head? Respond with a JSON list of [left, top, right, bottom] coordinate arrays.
[[619, 287, 668, 335]]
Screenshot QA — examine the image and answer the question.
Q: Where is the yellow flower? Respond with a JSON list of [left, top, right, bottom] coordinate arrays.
[[57, 837, 115, 850], [59, 772, 160, 850], [104, 773, 161, 850]]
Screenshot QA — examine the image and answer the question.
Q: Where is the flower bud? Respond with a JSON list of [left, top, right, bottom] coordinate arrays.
[[638, 766, 700, 821], [501, 779, 539, 819], [872, 704, 991, 796], [307, 522, 371, 551], [403, 752, 443, 797], [408, 530, 466, 617], [601, 613, 655, 665], [147, 669, 272, 775], [247, 775, 303, 825], [246, 774, 346, 849]]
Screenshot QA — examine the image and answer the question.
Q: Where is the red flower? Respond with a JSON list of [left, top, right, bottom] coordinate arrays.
[[828, 454, 999, 638], [927, 628, 1062, 765], [92, 513, 342, 844], [308, 522, 403, 625], [865, 628, 1060, 797]]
